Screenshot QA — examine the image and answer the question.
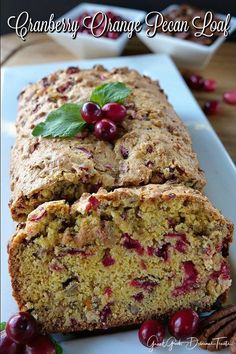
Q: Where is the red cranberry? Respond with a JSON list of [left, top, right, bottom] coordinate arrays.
[[102, 249, 115, 267], [86, 196, 99, 212], [56, 82, 72, 94], [24, 335, 55, 354], [130, 278, 158, 292], [155, 243, 170, 261], [104, 287, 112, 297], [66, 66, 80, 75], [105, 11, 116, 20], [203, 100, 220, 115], [168, 309, 200, 340], [122, 233, 144, 255], [211, 261, 231, 280], [100, 303, 113, 324], [107, 32, 119, 39], [102, 103, 127, 123], [94, 119, 117, 141], [173, 261, 198, 296], [138, 319, 165, 348], [223, 90, 236, 105], [187, 74, 204, 90], [133, 292, 144, 302], [0, 331, 24, 354], [203, 79, 217, 92], [6, 312, 38, 345], [94, 27, 107, 37], [81, 102, 102, 124]]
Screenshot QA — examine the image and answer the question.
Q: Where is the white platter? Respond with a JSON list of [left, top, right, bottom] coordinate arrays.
[[1, 54, 235, 353]]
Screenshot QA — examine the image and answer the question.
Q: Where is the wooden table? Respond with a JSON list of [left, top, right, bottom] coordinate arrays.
[[1, 33, 236, 163]]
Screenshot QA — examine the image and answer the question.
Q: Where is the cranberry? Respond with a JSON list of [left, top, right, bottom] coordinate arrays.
[[86, 196, 99, 212], [164, 232, 189, 253], [122, 233, 144, 255], [104, 287, 112, 297], [138, 319, 165, 348], [0, 331, 24, 354], [187, 74, 204, 90], [102, 249, 115, 267], [105, 11, 116, 21], [168, 309, 200, 339], [94, 119, 117, 141], [107, 32, 119, 39], [173, 261, 198, 296], [133, 292, 144, 302], [211, 261, 231, 280], [66, 66, 80, 75], [81, 102, 102, 124], [56, 82, 72, 94], [203, 100, 220, 115], [6, 312, 38, 345], [223, 90, 236, 105], [100, 303, 113, 323], [130, 278, 158, 292], [24, 335, 55, 354], [155, 243, 170, 261], [28, 208, 46, 222], [94, 27, 107, 37], [102, 103, 127, 123], [203, 79, 217, 92]]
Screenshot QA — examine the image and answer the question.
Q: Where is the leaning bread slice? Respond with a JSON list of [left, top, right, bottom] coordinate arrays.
[[9, 184, 233, 333]]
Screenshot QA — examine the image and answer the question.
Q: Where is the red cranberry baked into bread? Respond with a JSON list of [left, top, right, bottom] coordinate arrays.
[[10, 65, 205, 221], [9, 184, 233, 333]]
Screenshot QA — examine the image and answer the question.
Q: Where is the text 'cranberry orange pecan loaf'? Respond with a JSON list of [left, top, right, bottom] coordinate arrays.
[[9, 184, 233, 333], [8, 65, 233, 334], [10, 65, 205, 221]]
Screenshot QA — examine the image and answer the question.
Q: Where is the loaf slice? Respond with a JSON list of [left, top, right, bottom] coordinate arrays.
[[10, 65, 205, 221], [9, 184, 233, 333]]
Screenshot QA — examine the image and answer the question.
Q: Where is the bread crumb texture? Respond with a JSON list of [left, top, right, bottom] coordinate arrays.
[[9, 184, 233, 333]]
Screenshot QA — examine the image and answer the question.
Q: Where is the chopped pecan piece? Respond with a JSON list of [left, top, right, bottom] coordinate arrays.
[[198, 305, 236, 352], [230, 331, 236, 354]]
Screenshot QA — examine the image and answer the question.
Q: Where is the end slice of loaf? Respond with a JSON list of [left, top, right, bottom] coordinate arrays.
[[10, 65, 205, 221], [9, 184, 233, 333]]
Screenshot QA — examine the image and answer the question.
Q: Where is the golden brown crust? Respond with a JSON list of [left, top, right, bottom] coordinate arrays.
[[10, 65, 206, 220]]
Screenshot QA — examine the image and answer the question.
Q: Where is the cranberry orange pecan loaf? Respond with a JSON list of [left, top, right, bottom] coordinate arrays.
[[8, 184, 233, 333], [10, 65, 205, 221]]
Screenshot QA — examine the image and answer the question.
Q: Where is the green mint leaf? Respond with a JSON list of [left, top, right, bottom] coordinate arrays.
[[51, 337, 63, 354], [90, 82, 131, 107], [32, 103, 87, 138], [0, 322, 6, 331]]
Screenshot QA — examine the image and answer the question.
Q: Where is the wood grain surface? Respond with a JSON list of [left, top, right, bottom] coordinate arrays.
[[1, 33, 236, 163]]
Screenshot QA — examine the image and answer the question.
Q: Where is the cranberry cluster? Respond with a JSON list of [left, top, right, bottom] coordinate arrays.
[[75, 11, 123, 39], [81, 101, 127, 141], [0, 312, 56, 354], [138, 308, 200, 348], [186, 74, 236, 115]]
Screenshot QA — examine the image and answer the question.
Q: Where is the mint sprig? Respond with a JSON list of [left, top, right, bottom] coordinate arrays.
[[90, 82, 131, 107], [51, 337, 63, 354], [32, 82, 131, 138], [0, 322, 6, 331], [32, 103, 86, 138]]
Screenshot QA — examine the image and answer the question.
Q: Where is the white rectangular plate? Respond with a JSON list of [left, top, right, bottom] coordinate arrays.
[[1, 54, 235, 354]]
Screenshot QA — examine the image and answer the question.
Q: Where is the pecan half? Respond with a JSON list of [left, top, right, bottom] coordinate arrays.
[[198, 305, 236, 352], [230, 331, 236, 354]]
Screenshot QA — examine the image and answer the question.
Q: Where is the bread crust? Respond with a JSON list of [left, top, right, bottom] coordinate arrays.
[[10, 65, 205, 221]]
